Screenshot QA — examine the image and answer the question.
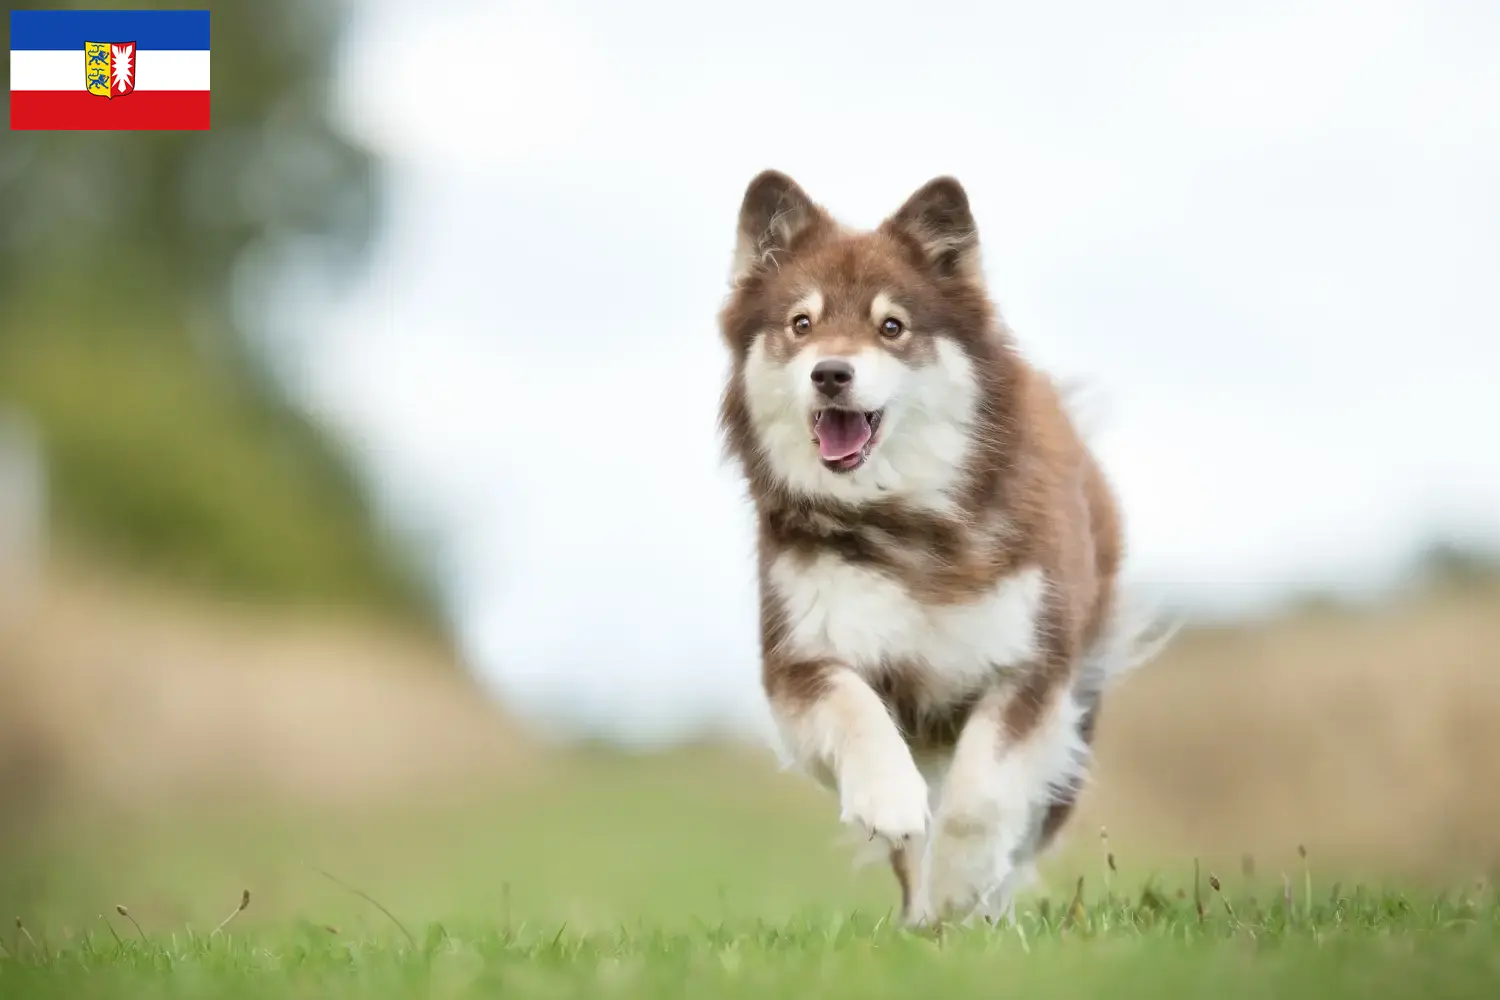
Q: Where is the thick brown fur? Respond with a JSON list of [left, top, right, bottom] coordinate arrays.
[[716, 170, 1128, 921]]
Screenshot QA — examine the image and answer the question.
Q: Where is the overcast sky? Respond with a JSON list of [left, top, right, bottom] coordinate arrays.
[[276, 0, 1499, 742]]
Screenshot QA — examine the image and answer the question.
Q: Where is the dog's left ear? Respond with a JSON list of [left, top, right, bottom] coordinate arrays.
[[883, 177, 982, 282]]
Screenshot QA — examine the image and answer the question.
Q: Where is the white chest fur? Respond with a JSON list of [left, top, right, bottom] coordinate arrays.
[[768, 553, 1046, 706]]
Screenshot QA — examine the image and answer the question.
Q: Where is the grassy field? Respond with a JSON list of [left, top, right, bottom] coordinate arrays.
[[3, 892, 1498, 999], [4, 751, 1500, 999], [3, 570, 1500, 996]]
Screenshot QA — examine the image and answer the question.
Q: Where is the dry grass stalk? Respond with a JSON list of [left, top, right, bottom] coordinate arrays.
[[114, 905, 147, 942], [211, 889, 251, 936], [314, 867, 416, 950], [1209, 873, 1238, 927]]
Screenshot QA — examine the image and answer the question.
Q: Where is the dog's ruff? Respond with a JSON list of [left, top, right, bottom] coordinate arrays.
[[717, 170, 1172, 926]]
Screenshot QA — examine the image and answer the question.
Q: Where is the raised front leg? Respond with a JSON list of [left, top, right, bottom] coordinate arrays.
[[915, 669, 1090, 926], [765, 662, 930, 848]]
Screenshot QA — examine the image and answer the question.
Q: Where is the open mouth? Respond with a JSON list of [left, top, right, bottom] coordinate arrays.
[[811, 408, 884, 473]]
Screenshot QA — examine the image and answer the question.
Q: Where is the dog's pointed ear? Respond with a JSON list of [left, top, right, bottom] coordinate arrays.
[[732, 170, 830, 284], [884, 176, 982, 282]]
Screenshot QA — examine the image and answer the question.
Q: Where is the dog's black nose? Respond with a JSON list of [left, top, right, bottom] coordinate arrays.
[[810, 359, 854, 397]]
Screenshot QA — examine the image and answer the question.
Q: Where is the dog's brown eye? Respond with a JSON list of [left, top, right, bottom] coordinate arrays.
[[791, 315, 812, 334], [880, 317, 904, 338]]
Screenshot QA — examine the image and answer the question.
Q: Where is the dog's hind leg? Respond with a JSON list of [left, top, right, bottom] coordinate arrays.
[[890, 845, 915, 922], [917, 675, 1091, 926], [1033, 695, 1098, 856], [888, 751, 949, 925], [933, 605, 1178, 925]]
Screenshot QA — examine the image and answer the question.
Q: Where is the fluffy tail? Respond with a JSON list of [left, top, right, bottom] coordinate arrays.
[[1075, 591, 1182, 706], [1057, 376, 1110, 444], [1055, 374, 1182, 693]]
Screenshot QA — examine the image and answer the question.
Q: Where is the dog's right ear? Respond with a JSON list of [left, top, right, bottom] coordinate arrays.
[[732, 170, 829, 285]]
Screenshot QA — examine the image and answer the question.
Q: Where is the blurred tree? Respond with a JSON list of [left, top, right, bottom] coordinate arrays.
[[1410, 538, 1500, 591], [1, 0, 375, 315], [0, 1, 444, 633]]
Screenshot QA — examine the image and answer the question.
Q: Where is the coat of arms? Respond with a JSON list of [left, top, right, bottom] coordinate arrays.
[[85, 41, 136, 99]]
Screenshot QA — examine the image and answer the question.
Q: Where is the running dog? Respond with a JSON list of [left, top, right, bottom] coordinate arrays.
[[716, 170, 1169, 925]]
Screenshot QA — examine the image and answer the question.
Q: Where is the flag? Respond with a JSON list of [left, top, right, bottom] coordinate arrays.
[[9, 10, 211, 130]]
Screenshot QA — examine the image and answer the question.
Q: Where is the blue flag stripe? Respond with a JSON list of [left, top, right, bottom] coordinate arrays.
[[10, 10, 211, 51]]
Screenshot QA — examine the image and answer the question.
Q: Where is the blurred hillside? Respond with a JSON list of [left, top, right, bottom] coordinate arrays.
[[0, 560, 530, 824], [2, 562, 1497, 932], [2, 547, 1498, 881], [0, 0, 442, 631]]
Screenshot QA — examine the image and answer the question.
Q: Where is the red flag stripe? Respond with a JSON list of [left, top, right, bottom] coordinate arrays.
[[10, 90, 210, 131]]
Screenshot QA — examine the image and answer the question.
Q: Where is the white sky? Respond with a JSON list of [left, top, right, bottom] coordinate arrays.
[[281, 0, 1500, 742]]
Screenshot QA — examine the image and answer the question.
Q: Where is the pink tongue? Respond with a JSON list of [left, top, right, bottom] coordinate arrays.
[[815, 410, 872, 461]]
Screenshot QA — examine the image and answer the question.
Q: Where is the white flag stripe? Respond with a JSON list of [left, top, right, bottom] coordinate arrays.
[[9, 49, 210, 92]]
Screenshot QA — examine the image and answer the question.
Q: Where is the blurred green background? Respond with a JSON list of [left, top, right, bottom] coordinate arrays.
[[1, 0, 439, 630]]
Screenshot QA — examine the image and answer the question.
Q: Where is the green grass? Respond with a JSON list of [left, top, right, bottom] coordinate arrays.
[[3, 750, 1498, 998], [4, 883, 1497, 998]]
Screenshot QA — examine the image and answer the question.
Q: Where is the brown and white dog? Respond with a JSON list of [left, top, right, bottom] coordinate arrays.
[[717, 170, 1170, 926]]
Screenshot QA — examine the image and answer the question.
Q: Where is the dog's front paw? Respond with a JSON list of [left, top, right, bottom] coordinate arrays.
[[837, 740, 929, 846]]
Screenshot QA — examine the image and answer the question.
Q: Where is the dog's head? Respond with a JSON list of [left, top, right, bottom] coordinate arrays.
[[719, 171, 1009, 508]]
